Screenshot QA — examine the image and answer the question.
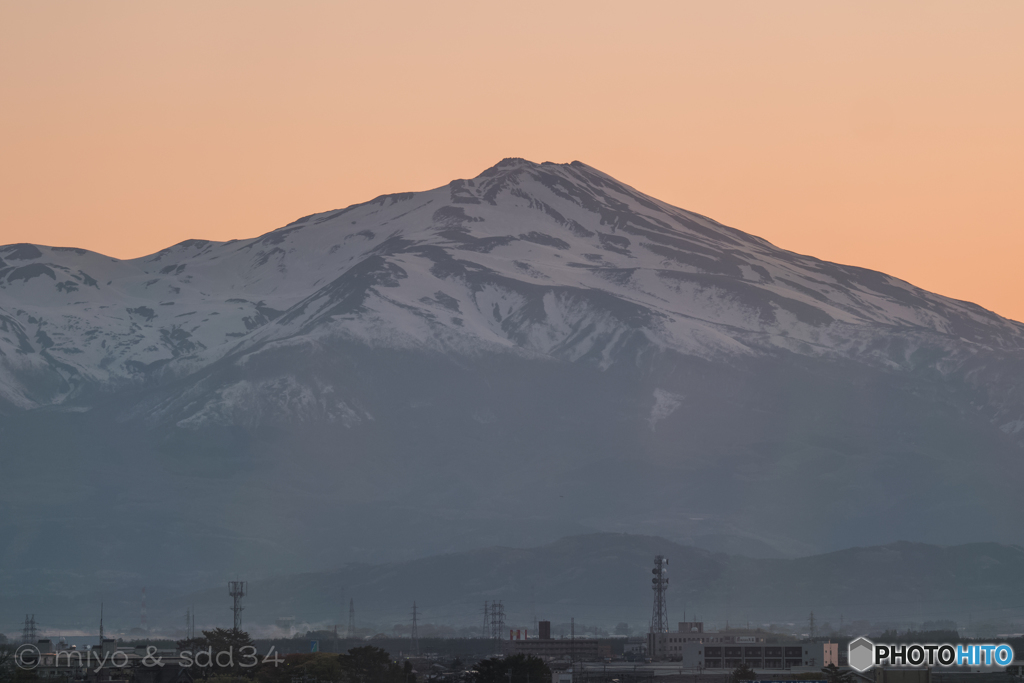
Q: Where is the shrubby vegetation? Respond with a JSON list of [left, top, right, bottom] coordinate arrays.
[[471, 655, 549, 683]]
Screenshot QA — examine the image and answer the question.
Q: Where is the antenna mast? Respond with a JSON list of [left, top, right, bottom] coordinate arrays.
[[650, 555, 669, 633]]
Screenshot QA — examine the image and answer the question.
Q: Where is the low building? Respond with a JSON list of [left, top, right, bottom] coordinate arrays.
[[507, 637, 604, 661], [507, 619, 609, 661], [648, 623, 844, 669]]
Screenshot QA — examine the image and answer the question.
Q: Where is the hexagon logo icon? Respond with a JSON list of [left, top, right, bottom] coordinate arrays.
[[849, 637, 875, 672]]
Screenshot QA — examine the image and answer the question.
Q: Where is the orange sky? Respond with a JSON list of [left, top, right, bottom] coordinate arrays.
[[2, 1, 1022, 320]]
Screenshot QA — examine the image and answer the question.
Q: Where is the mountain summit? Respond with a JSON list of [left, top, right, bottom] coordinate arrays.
[[2, 159, 1023, 589]]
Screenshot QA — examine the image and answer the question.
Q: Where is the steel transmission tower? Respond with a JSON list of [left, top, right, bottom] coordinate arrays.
[[22, 615, 38, 643], [489, 601, 505, 640], [650, 555, 669, 633], [411, 602, 419, 655], [228, 581, 247, 631], [347, 598, 355, 638], [482, 602, 490, 638]]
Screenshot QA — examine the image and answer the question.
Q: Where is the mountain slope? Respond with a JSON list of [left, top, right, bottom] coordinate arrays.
[[2, 159, 1023, 590]]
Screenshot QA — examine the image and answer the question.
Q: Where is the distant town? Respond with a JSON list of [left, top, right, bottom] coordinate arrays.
[[4, 556, 1021, 683]]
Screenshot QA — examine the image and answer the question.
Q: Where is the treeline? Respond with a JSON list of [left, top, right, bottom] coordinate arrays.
[[170, 629, 548, 683], [251, 636, 501, 658]]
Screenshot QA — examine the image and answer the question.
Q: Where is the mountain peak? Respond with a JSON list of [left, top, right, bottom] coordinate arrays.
[[474, 156, 581, 178]]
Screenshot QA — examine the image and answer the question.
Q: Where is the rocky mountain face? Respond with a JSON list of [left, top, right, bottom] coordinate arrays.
[[2, 158, 1023, 594]]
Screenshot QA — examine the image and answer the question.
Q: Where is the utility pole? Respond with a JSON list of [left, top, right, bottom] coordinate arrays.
[[228, 581, 247, 631], [411, 602, 420, 655], [571, 618, 575, 667], [531, 587, 537, 634]]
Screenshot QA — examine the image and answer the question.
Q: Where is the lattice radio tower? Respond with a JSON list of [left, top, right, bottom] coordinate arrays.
[[347, 598, 355, 638], [228, 581, 247, 631], [650, 555, 669, 633]]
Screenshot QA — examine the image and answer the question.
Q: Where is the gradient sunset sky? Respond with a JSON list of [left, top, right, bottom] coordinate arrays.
[[2, 2, 1022, 319]]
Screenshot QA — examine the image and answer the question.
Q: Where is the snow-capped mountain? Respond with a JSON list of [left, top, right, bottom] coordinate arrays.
[[2, 159, 1023, 591]]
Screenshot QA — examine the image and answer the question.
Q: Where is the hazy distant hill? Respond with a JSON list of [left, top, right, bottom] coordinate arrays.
[[156, 533, 1024, 632], [2, 159, 1024, 595]]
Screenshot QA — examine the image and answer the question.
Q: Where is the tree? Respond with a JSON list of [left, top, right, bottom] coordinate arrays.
[[730, 663, 756, 683], [338, 646, 409, 683], [0, 646, 39, 683], [0, 645, 13, 683], [256, 653, 336, 683], [823, 664, 853, 683], [178, 628, 256, 678], [473, 655, 550, 683]]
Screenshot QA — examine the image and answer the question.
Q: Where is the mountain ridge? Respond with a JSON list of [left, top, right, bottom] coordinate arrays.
[[6, 533, 1021, 633]]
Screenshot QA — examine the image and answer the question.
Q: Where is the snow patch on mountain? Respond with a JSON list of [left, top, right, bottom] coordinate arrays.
[[175, 376, 373, 430], [3, 158, 1024, 431], [649, 388, 685, 430]]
